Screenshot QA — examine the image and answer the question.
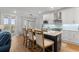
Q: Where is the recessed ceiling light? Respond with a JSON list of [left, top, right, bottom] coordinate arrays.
[[50, 7, 54, 9], [13, 11, 16, 13], [38, 11, 42, 14]]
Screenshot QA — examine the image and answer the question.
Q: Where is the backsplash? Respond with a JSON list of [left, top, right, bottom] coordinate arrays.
[[43, 24, 79, 31]]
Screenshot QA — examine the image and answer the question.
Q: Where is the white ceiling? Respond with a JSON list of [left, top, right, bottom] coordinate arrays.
[[0, 7, 64, 18], [0, 7, 53, 14]]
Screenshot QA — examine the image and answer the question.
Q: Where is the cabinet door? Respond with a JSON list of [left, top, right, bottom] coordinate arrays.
[[43, 13, 54, 24], [61, 8, 75, 24], [72, 31, 79, 45], [62, 31, 69, 40], [62, 31, 74, 41], [62, 31, 79, 45], [62, 12, 74, 24]]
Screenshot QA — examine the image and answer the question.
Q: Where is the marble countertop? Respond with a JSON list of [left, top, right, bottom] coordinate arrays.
[[44, 31, 62, 36]]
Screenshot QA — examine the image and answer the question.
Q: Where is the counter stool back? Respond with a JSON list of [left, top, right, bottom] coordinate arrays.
[[35, 30, 54, 52], [27, 29, 35, 48]]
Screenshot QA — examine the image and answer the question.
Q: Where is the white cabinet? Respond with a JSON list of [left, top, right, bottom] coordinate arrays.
[[43, 13, 54, 24], [75, 8, 79, 24], [59, 8, 79, 44], [60, 8, 79, 24], [72, 31, 79, 45], [59, 8, 76, 24], [62, 31, 74, 41], [62, 30, 79, 45]]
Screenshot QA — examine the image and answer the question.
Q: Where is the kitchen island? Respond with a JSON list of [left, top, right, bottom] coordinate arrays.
[[44, 31, 62, 52]]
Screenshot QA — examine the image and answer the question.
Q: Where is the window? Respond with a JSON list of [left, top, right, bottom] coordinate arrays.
[[3, 17, 16, 34], [3, 18, 15, 25], [4, 18, 9, 24], [11, 19, 15, 25]]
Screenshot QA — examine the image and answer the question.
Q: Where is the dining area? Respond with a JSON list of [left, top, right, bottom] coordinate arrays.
[[1, 1, 79, 59], [22, 28, 62, 52], [0, 7, 79, 52]]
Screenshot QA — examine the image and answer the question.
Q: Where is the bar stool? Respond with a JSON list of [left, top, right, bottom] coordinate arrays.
[[23, 28, 28, 47], [27, 28, 36, 49], [35, 30, 54, 52]]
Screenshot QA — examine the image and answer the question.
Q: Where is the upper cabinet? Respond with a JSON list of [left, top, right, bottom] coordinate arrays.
[[75, 8, 79, 24], [58, 8, 75, 24], [43, 13, 54, 24], [57, 8, 79, 24], [43, 7, 79, 24]]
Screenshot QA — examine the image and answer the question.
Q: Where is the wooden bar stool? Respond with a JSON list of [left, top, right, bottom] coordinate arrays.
[[27, 28, 36, 49], [35, 30, 54, 52], [23, 28, 28, 47]]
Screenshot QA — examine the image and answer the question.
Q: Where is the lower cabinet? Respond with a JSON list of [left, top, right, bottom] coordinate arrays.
[[62, 30, 79, 45], [72, 31, 79, 45]]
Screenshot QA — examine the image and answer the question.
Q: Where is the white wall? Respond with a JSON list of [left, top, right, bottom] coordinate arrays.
[[23, 13, 43, 29], [35, 14, 43, 29], [15, 12, 24, 35], [14, 11, 44, 36]]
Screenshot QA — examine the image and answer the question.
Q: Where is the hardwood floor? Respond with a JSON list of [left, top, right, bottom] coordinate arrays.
[[10, 35, 30, 52], [10, 35, 79, 52], [61, 42, 79, 52]]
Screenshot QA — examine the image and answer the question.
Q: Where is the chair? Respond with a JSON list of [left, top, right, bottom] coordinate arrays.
[[0, 31, 11, 52], [35, 30, 54, 52], [23, 28, 28, 47], [27, 29, 36, 48]]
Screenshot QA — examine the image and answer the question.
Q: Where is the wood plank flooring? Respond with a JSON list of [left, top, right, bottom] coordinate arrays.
[[10, 35, 79, 52]]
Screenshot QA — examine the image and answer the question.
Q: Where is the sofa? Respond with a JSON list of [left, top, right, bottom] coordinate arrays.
[[0, 31, 11, 52]]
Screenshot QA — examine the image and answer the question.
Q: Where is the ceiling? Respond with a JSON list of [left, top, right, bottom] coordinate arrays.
[[0, 7, 64, 18], [0, 7, 53, 14]]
